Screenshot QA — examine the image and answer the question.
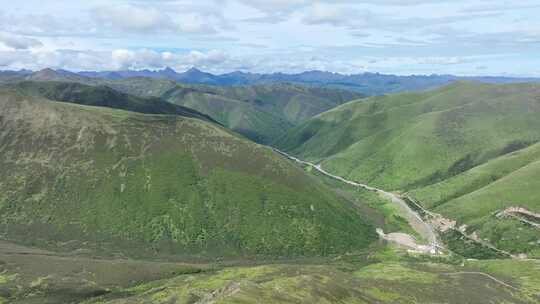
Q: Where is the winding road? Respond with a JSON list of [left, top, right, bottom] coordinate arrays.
[[271, 147, 441, 253]]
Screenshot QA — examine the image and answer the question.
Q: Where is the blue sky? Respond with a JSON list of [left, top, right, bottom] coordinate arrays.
[[0, 0, 539, 76]]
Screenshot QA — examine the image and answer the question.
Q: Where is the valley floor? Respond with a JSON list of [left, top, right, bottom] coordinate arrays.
[[273, 146, 540, 261], [271, 147, 441, 254]]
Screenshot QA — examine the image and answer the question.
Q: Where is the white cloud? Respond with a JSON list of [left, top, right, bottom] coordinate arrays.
[[108, 49, 228, 70], [238, 0, 307, 13], [0, 10, 93, 37], [91, 4, 218, 34], [93, 5, 173, 33], [302, 3, 364, 27], [0, 1, 539, 76], [0, 33, 43, 50], [185, 50, 228, 65], [238, 0, 308, 23], [0, 48, 231, 72], [0, 50, 31, 67], [110, 49, 136, 70], [177, 14, 218, 34]]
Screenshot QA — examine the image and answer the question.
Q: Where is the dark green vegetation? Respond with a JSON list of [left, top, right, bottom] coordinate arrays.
[[4, 73, 363, 144], [277, 82, 540, 189], [25, 68, 90, 83], [8, 81, 216, 123], [0, 88, 375, 258], [411, 141, 540, 257], [278, 81, 540, 257], [440, 229, 509, 259], [303, 165, 420, 239], [142, 81, 362, 144]]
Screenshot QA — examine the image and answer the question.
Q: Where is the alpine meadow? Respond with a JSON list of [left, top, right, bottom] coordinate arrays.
[[0, 1, 539, 303]]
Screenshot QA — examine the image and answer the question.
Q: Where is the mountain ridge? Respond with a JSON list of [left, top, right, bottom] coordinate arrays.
[[7, 81, 218, 123], [1, 75, 364, 144], [78, 68, 540, 95], [3, 67, 540, 96]]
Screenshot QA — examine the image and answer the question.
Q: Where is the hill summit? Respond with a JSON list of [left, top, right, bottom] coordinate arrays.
[[0, 87, 375, 258]]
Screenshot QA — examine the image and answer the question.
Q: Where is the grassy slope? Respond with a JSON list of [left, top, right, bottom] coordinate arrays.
[[410, 141, 540, 210], [408, 125, 540, 257], [412, 149, 540, 256], [3, 239, 538, 303], [433, 159, 540, 219], [305, 166, 421, 239], [212, 84, 361, 125], [277, 82, 540, 256], [79, 250, 540, 304], [0, 240, 208, 304], [277, 82, 540, 188], [164, 87, 293, 143], [1, 231, 538, 304], [162, 83, 362, 144], [8, 81, 215, 123], [7, 77, 362, 144], [0, 89, 375, 258], [81, 77, 362, 126], [106, 77, 178, 98]]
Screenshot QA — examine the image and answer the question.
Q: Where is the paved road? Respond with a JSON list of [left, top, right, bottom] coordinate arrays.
[[271, 147, 441, 253]]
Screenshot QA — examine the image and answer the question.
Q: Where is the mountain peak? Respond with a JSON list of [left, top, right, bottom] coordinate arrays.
[[29, 68, 61, 79], [162, 66, 176, 73], [26, 68, 87, 82], [185, 67, 205, 74], [37, 68, 57, 74]]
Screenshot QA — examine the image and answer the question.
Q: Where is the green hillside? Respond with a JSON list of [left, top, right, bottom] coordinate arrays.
[[9, 81, 215, 123], [411, 142, 540, 256], [7, 76, 362, 144], [3, 240, 539, 304], [411, 141, 540, 211], [213, 84, 361, 125], [163, 86, 293, 143], [277, 81, 540, 256], [106, 77, 178, 97], [161, 83, 362, 144], [82, 262, 537, 304], [0, 88, 375, 258], [277, 82, 540, 190], [77, 252, 540, 304]]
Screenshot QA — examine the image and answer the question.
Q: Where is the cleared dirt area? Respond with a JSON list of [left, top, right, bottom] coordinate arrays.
[[376, 229, 436, 254]]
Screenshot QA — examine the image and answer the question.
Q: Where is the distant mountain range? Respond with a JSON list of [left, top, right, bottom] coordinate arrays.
[[2, 67, 540, 96]]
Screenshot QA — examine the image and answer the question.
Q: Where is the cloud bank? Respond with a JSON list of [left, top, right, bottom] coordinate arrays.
[[0, 0, 538, 76]]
